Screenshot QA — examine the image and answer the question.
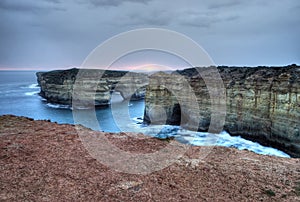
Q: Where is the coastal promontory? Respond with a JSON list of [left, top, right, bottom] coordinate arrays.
[[36, 65, 300, 157], [36, 68, 148, 107]]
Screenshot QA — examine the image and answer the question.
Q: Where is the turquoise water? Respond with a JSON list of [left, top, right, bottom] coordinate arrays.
[[0, 71, 290, 158], [0, 71, 144, 131]]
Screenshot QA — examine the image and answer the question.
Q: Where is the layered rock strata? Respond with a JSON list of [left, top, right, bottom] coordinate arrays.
[[36, 65, 300, 157], [36, 68, 148, 107], [143, 65, 300, 157]]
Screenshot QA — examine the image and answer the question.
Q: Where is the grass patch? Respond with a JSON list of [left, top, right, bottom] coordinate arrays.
[[264, 189, 276, 197], [281, 194, 287, 198], [294, 181, 300, 196], [157, 136, 175, 142]]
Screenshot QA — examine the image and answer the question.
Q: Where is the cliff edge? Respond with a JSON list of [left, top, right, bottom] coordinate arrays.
[[0, 115, 299, 201]]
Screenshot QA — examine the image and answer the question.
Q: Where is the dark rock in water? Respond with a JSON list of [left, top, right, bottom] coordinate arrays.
[[143, 64, 300, 158], [153, 126, 180, 139], [36, 68, 148, 108]]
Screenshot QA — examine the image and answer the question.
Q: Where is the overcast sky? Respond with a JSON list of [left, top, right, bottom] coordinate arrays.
[[0, 0, 299, 70]]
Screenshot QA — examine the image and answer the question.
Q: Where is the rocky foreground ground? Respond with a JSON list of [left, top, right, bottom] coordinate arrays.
[[0, 115, 299, 201]]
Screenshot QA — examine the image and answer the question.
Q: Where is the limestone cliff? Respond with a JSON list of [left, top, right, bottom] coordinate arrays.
[[143, 65, 300, 157], [36, 68, 148, 107]]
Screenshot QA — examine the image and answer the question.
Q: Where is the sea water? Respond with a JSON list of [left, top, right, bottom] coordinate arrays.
[[0, 71, 290, 158]]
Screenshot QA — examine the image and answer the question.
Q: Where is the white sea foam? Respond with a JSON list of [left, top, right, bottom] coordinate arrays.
[[132, 117, 143, 123], [190, 131, 290, 158], [70, 106, 91, 110], [46, 103, 71, 109], [23, 84, 40, 96], [25, 91, 39, 96], [138, 125, 290, 158], [28, 84, 39, 89], [21, 83, 39, 89]]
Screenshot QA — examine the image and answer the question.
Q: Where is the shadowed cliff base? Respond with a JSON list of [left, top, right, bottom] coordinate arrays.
[[0, 115, 300, 201]]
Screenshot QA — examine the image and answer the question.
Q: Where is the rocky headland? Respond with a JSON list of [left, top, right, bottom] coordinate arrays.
[[36, 68, 148, 107], [143, 64, 300, 158], [36, 65, 300, 157], [0, 115, 299, 201]]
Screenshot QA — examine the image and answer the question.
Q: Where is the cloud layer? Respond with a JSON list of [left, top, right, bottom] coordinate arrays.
[[0, 0, 299, 69]]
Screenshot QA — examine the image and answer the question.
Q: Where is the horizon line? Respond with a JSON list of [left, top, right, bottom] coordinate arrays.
[[0, 63, 298, 71]]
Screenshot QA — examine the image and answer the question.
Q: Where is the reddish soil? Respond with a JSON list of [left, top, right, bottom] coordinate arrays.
[[0, 115, 299, 201]]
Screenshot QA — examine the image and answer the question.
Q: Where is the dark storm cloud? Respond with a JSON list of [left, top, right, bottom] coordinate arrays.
[[178, 10, 239, 28], [118, 9, 173, 26], [118, 3, 240, 29], [45, 0, 61, 4], [82, 0, 152, 7], [207, 0, 241, 9], [0, 0, 65, 13]]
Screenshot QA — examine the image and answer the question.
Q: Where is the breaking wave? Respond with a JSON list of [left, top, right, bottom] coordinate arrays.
[[132, 123, 290, 158], [46, 103, 71, 109], [25, 91, 39, 96]]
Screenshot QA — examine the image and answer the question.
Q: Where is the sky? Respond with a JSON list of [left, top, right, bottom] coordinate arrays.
[[0, 0, 299, 70]]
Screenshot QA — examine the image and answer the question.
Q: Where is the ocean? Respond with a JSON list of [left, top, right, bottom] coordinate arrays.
[[0, 71, 290, 158]]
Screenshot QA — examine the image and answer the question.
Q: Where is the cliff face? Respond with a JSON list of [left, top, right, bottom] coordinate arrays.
[[36, 66, 300, 157], [144, 65, 300, 157], [36, 68, 148, 107]]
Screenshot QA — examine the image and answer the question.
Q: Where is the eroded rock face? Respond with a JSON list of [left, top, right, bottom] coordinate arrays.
[[36, 68, 148, 107], [143, 65, 300, 157]]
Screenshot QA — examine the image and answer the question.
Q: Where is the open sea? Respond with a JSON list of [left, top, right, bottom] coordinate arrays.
[[0, 71, 290, 158]]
